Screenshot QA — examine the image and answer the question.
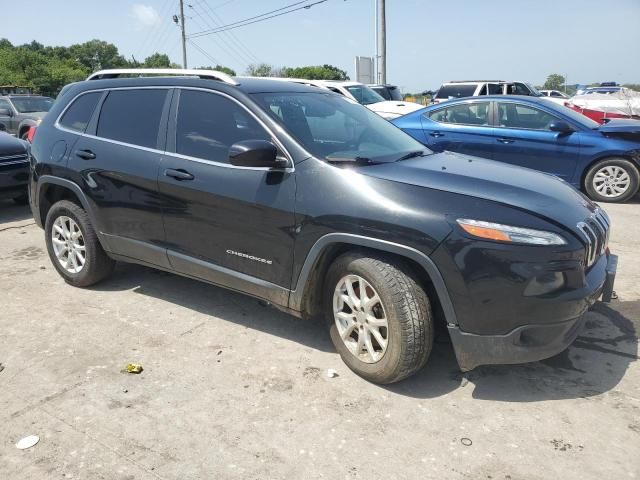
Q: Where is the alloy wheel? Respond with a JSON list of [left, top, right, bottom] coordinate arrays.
[[332, 274, 389, 363], [51, 216, 86, 274], [592, 165, 631, 198]]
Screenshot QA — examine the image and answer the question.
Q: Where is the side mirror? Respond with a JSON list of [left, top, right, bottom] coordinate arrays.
[[0, 108, 12, 117], [549, 120, 574, 133], [228, 139, 288, 168]]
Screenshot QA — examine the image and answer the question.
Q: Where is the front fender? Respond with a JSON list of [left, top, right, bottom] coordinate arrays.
[[289, 232, 458, 327]]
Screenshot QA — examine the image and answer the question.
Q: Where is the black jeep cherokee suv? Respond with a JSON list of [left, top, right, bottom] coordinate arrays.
[[29, 69, 617, 384]]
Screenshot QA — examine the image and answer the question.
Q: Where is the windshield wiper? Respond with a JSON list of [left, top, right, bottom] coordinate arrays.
[[326, 155, 378, 165], [395, 150, 427, 162]]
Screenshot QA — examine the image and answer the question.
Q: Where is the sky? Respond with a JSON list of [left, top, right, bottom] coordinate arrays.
[[2, 0, 640, 92]]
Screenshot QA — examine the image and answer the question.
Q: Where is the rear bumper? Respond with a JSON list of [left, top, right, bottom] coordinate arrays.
[[449, 253, 617, 371]]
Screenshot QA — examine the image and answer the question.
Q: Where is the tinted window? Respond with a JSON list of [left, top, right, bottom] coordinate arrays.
[[550, 91, 563, 97], [0, 98, 11, 112], [97, 89, 166, 148], [488, 84, 503, 95], [371, 86, 389, 100], [436, 84, 477, 99], [59, 92, 101, 132], [176, 90, 270, 163], [429, 102, 490, 125], [387, 86, 403, 101], [497, 103, 556, 130]]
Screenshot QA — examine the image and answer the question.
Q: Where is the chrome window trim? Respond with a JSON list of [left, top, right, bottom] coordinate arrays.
[[54, 86, 294, 172]]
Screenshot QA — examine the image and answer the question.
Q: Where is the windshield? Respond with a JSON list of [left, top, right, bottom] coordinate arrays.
[[10, 96, 54, 113], [557, 104, 600, 128], [251, 92, 430, 163], [345, 85, 385, 105], [525, 83, 543, 96]]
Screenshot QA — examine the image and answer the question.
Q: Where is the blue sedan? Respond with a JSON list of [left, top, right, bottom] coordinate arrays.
[[392, 95, 640, 202]]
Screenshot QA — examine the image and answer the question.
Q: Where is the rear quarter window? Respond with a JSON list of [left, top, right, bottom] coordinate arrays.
[[96, 89, 167, 148], [59, 92, 102, 132]]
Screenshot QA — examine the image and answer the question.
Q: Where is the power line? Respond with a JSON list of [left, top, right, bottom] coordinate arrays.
[[188, 3, 255, 68], [195, 0, 261, 64], [187, 38, 221, 65], [189, 0, 330, 38]]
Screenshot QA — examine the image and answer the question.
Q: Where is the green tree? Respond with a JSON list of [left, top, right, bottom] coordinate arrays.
[[543, 74, 566, 91], [142, 53, 173, 68], [281, 64, 349, 81], [245, 63, 275, 77], [68, 39, 129, 72], [199, 65, 236, 76]]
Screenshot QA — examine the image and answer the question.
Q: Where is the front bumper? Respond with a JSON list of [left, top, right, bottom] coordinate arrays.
[[0, 162, 29, 199], [449, 253, 617, 371]]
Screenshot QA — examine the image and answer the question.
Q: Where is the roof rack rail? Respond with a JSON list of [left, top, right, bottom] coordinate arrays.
[[86, 68, 239, 86]]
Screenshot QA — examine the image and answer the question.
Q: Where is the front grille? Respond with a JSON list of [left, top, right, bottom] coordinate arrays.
[[577, 208, 610, 268], [0, 153, 29, 167]]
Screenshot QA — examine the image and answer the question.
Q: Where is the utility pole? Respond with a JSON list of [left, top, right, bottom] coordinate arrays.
[[376, 0, 386, 84], [179, 0, 188, 68]]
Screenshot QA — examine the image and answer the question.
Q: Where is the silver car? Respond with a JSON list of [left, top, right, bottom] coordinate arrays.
[[0, 95, 54, 138]]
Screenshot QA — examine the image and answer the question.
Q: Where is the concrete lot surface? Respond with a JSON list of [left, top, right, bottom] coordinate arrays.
[[1, 199, 638, 480]]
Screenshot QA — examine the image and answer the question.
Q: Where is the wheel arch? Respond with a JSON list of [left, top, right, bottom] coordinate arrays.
[[37, 176, 104, 235], [290, 233, 458, 327]]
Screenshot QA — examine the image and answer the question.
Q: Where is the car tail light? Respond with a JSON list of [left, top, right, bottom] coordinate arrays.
[[27, 126, 37, 143]]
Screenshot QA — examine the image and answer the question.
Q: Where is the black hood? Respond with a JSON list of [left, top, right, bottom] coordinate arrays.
[[361, 151, 597, 229], [0, 133, 28, 158]]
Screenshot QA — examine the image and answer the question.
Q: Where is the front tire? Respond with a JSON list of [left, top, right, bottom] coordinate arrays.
[[584, 158, 639, 203], [325, 252, 433, 384], [45, 200, 115, 287]]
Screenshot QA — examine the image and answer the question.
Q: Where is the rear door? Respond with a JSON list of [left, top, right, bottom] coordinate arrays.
[[67, 88, 170, 266], [158, 88, 296, 296], [491, 100, 581, 180], [420, 101, 494, 158]]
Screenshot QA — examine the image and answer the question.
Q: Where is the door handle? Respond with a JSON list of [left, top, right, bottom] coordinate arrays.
[[75, 149, 96, 160], [429, 131, 444, 138], [497, 138, 515, 144], [164, 168, 194, 181]]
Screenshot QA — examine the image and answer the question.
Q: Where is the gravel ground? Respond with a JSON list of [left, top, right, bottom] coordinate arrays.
[[0, 198, 638, 480]]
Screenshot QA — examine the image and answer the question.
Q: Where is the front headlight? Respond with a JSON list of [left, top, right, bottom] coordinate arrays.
[[456, 218, 567, 245]]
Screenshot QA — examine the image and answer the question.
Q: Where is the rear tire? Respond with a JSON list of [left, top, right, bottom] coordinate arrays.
[[325, 252, 433, 384], [45, 200, 115, 287], [584, 158, 639, 203]]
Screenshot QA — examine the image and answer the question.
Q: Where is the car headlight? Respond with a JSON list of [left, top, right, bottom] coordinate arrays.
[[456, 219, 567, 245]]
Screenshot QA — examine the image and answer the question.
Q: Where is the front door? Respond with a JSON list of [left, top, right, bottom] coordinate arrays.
[[492, 101, 581, 180], [158, 88, 296, 299]]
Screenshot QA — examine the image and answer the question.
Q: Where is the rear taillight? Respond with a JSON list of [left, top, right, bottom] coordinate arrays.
[[27, 126, 36, 143]]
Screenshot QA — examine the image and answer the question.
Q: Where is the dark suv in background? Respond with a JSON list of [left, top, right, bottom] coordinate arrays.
[[29, 69, 616, 384]]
